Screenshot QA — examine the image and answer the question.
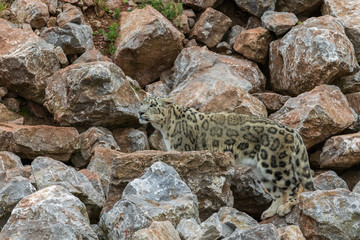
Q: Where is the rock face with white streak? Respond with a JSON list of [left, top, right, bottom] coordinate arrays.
[[269, 16, 358, 96]]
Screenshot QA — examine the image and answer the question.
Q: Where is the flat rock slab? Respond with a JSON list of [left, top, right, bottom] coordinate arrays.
[[0, 123, 79, 161], [275, 0, 323, 15], [234, 0, 276, 18], [261, 10, 298, 36]]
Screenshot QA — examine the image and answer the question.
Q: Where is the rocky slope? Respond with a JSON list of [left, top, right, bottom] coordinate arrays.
[[1, 0, 360, 239]]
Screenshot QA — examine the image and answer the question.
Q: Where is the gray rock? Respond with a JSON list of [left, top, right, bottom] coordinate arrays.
[[313, 170, 349, 190], [217, 207, 258, 233], [0, 19, 60, 103], [226, 25, 245, 48], [111, 128, 149, 153], [225, 224, 280, 240], [176, 218, 201, 240], [132, 221, 181, 240], [31, 157, 105, 222], [40, 23, 94, 55], [353, 181, 360, 194], [234, 0, 276, 18], [73, 49, 111, 64], [122, 161, 200, 227], [199, 213, 222, 240], [56, 3, 85, 27], [11, 0, 49, 29], [44, 61, 145, 128], [261, 10, 298, 35], [0, 185, 98, 240], [145, 81, 171, 98], [99, 199, 152, 240]]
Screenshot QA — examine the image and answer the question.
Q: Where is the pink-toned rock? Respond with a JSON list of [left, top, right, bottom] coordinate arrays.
[[0, 151, 23, 172], [0, 104, 22, 123], [299, 189, 360, 240], [340, 168, 360, 191], [333, 71, 360, 94], [132, 221, 181, 240], [112, 128, 149, 153], [275, 0, 323, 15], [346, 92, 360, 115], [149, 130, 167, 151], [234, 0, 276, 18], [190, 8, 232, 48], [0, 19, 60, 103], [322, 0, 360, 61], [270, 85, 356, 149], [234, 27, 272, 64], [170, 46, 266, 109], [0, 123, 80, 161], [53, 46, 69, 67], [318, 132, 360, 169], [199, 88, 267, 117], [277, 225, 305, 240], [11, 0, 49, 29], [313, 170, 349, 190], [113, 6, 184, 88], [269, 16, 358, 96], [252, 92, 290, 113], [107, 150, 235, 221], [183, 0, 223, 11], [73, 49, 111, 64], [56, 3, 85, 27], [78, 168, 105, 197], [261, 10, 298, 35], [40, 0, 57, 15], [145, 81, 171, 97]]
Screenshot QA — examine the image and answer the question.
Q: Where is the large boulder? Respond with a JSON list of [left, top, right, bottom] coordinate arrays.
[[270, 85, 356, 149], [113, 6, 184, 88], [0, 124, 80, 161], [269, 16, 358, 96], [44, 61, 145, 128], [170, 46, 266, 109], [0, 19, 60, 103], [11, 0, 49, 29], [275, 0, 323, 15]]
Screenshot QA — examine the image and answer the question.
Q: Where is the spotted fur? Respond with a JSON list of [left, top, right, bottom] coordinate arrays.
[[139, 96, 315, 220]]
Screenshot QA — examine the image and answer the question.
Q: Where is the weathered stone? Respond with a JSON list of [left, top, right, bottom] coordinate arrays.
[[234, 0, 275, 18], [113, 6, 184, 88], [313, 170, 349, 190], [346, 92, 360, 115], [0, 87, 7, 100], [170, 46, 266, 109], [217, 207, 258, 233], [261, 10, 298, 35], [11, 0, 49, 29], [198, 213, 222, 240], [108, 150, 234, 221], [215, 41, 232, 53], [318, 133, 360, 169], [40, 23, 94, 55], [0, 151, 22, 173], [31, 156, 105, 222], [225, 223, 280, 240], [353, 181, 360, 194], [246, 16, 262, 29], [252, 92, 290, 113], [132, 221, 181, 240], [199, 88, 267, 117], [183, 0, 223, 11], [56, 3, 85, 27], [277, 225, 305, 240], [190, 8, 232, 48], [54, 46, 69, 67], [269, 16, 359, 96], [111, 128, 149, 153], [227, 25, 245, 48], [299, 189, 360, 240], [0, 123, 79, 161], [0, 176, 36, 229], [99, 199, 152, 240], [40, 0, 58, 15], [340, 168, 360, 192], [234, 27, 272, 64], [78, 169, 105, 197], [176, 218, 201, 240], [275, 0, 322, 15], [270, 85, 356, 149], [73, 49, 111, 64], [0, 19, 60, 103], [231, 165, 272, 219], [322, 0, 360, 61], [0, 104, 22, 123], [145, 81, 171, 97], [149, 130, 167, 151], [0, 185, 97, 240], [44, 62, 144, 128]]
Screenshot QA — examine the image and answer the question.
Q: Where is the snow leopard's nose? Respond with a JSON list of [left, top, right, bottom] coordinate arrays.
[[139, 111, 144, 116]]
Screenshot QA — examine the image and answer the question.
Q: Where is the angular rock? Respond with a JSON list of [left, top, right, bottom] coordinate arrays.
[[176, 218, 201, 240], [199, 88, 267, 117], [299, 189, 360, 240], [234, 27, 272, 64], [78, 169, 105, 197], [170, 46, 266, 108], [0, 123, 79, 161], [225, 223, 280, 240], [217, 207, 258, 233], [40, 0, 58, 15], [145, 81, 171, 98], [322, 0, 360, 61], [246, 16, 263, 29], [0, 151, 22, 173], [190, 8, 232, 48], [318, 132, 360, 169], [275, 0, 323, 15], [270, 85, 356, 149], [277, 225, 305, 240], [226, 25, 245, 48], [31, 157, 105, 222], [113, 6, 184, 87], [0, 176, 36, 229], [269, 16, 359, 96], [261, 10, 298, 35], [100, 199, 152, 240], [11, 0, 49, 29], [346, 92, 360, 115], [340, 168, 360, 192], [252, 92, 290, 113], [54, 46, 69, 67], [44, 61, 144, 128], [353, 181, 360, 194], [0, 19, 60, 103], [0, 185, 97, 239], [231, 165, 272, 219], [234, 0, 275, 18], [333, 70, 360, 94], [149, 130, 167, 151], [73, 49, 111, 64], [313, 170, 349, 190], [40, 23, 94, 55], [0, 104, 22, 123], [108, 150, 234, 221], [132, 221, 181, 240], [56, 3, 85, 27], [197, 213, 222, 240], [183, 0, 223, 11], [111, 128, 149, 153], [121, 161, 199, 226]]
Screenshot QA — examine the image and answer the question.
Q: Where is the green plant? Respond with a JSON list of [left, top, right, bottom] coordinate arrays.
[[98, 22, 119, 55], [113, 8, 121, 20], [139, 0, 183, 27], [123, 0, 128, 3], [0, 0, 8, 11]]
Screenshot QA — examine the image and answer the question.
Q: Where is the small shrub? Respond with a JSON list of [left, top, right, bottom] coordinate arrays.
[[98, 22, 119, 55], [0, 0, 8, 11], [139, 0, 183, 27]]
